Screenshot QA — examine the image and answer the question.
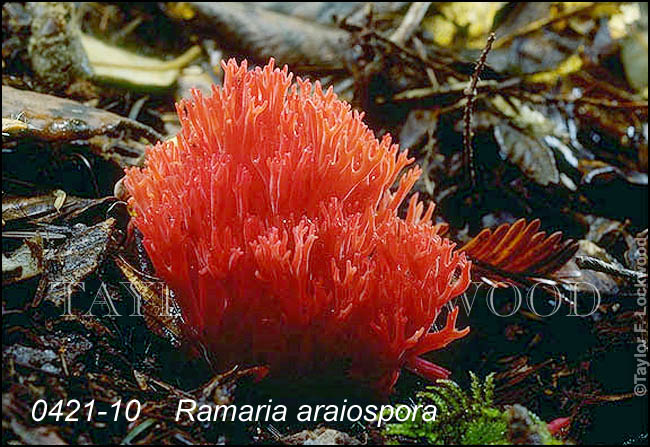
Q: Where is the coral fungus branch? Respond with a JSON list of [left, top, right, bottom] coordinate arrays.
[[124, 58, 471, 395]]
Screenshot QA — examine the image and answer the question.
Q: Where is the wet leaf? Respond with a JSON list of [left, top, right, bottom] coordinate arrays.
[[494, 123, 560, 186], [583, 215, 628, 247], [174, 2, 348, 70], [2, 193, 111, 225], [114, 255, 183, 346], [34, 218, 116, 307], [255, 3, 407, 26], [2, 85, 160, 167]]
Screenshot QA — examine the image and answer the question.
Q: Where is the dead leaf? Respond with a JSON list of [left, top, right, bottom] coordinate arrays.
[[114, 256, 183, 346], [2, 193, 112, 225], [461, 218, 579, 277], [34, 218, 116, 307], [494, 123, 560, 186], [2, 85, 161, 167], [80, 34, 202, 89], [175, 2, 348, 70]]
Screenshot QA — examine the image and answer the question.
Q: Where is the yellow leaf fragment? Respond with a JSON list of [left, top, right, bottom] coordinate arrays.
[[2, 118, 28, 135], [80, 34, 202, 88], [528, 53, 583, 84], [424, 2, 505, 48], [166, 2, 196, 20], [53, 190, 67, 212]]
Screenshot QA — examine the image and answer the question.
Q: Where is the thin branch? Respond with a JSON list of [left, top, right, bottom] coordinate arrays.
[[576, 256, 647, 281], [390, 2, 432, 46], [463, 33, 495, 188]]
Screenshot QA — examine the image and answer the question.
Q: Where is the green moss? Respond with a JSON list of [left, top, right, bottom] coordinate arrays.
[[384, 372, 565, 445]]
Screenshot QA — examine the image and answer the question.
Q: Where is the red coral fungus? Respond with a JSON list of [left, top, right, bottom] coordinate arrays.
[[124, 58, 471, 395]]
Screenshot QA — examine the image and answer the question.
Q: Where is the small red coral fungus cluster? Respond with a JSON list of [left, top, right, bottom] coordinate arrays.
[[124, 59, 471, 395]]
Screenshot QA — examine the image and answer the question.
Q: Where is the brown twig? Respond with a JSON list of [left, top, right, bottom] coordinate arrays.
[[463, 33, 495, 188], [389, 2, 432, 46], [576, 256, 647, 281]]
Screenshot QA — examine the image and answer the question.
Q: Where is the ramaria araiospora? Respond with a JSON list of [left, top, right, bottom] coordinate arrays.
[[124, 59, 471, 395]]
